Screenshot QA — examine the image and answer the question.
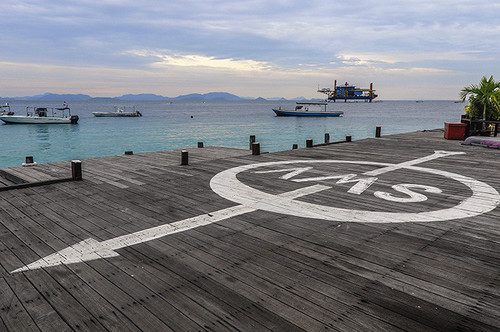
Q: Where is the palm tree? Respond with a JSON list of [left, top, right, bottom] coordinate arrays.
[[460, 76, 500, 121]]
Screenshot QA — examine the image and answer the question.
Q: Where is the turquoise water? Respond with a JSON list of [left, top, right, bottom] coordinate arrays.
[[0, 100, 465, 168]]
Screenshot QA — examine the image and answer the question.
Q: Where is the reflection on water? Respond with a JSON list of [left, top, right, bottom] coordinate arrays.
[[23, 124, 81, 151], [32, 125, 51, 150]]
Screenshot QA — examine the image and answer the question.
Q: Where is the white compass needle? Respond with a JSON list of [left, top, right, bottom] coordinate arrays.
[[12, 184, 330, 273]]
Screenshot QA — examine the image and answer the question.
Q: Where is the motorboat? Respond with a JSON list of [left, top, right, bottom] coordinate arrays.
[[0, 105, 79, 124], [272, 102, 343, 117], [92, 106, 142, 117]]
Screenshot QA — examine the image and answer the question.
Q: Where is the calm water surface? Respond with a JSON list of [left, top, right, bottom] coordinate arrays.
[[0, 100, 465, 168]]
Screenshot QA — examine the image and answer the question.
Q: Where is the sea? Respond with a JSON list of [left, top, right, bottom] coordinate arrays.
[[0, 100, 465, 169]]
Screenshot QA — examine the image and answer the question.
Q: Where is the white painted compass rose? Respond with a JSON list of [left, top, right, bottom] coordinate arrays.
[[210, 151, 500, 223], [12, 150, 500, 273]]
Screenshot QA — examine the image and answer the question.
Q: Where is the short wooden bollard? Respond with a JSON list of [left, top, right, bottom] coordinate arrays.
[[346, 135, 352, 142], [292, 144, 298, 150], [22, 155, 37, 167], [197, 142, 204, 148], [181, 150, 188, 165], [249, 135, 256, 150], [306, 139, 313, 148], [252, 142, 260, 155], [375, 126, 382, 138], [124, 151, 133, 155], [324, 133, 330, 143], [71, 160, 82, 181]]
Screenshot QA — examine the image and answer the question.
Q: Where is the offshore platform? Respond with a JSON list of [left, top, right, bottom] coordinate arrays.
[[318, 80, 377, 102]]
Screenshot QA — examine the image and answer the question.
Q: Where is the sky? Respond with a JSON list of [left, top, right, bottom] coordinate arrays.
[[1, 0, 499, 100]]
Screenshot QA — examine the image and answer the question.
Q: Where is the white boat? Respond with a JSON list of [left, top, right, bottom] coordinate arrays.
[[0, 105, 79, 124], [273, 102, 344, 117], [92, 106, 142, 117]]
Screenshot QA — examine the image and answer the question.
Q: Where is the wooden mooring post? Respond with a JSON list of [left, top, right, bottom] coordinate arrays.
[[306, 139, 313, 148], [249, 135, 256, 149], [181, 150, 189, 165], [346, 135, 352, 142], [292, 144, 298, 150], [324, 133, 330, 143], [22, 155, 37, 167], [252, 142, 260, 155], [376, 126, 382, 137], [71, 160, 82, 181], [197, 142, 204, 148]]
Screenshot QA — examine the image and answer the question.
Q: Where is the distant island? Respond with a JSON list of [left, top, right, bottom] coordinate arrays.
[[0, 92, 316, 102]]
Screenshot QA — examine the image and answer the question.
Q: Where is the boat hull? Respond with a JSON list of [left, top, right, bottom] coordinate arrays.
[[92, 112, 142, 117], [0, 115, 79, 124], [272, 109, 343, 117]]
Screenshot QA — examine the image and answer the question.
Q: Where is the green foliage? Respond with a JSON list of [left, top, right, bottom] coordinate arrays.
[[460, 76, 500, 120], [467, 96, 500, 120]]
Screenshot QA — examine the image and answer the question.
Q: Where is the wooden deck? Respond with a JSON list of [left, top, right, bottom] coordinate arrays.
[[0, 130, 499, 331]]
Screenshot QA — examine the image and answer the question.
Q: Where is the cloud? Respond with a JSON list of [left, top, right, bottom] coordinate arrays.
[[0, 0, 499, 99], [128, 50, 273, 72]]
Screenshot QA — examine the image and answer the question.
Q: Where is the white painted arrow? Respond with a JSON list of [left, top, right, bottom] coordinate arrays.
[[12, 184, 330, 273], [289, 150, 466, 194], [12, 150, 468, 273], [363, 150, 465, 176]]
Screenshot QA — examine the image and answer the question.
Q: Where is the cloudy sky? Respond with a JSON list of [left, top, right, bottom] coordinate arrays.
[[1, 0, 498, 99]]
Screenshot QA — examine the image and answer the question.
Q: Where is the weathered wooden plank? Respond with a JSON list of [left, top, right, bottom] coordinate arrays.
[[0, 129, 498, 330], [70, 259, 204, 331], [24, 269, 109, 330], [178, 228, 429, 331], [3, 274, 70, 331], [0, 277, 40, 332], [209, 215, 497, 327], [117, 248, 296, 331]]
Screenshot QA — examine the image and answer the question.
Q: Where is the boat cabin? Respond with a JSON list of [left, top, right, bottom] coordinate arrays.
[[26, 106, 74, 119], [35, 108, 48, 117], [295, 102, 329, 112], [0, 104, 14, 115]]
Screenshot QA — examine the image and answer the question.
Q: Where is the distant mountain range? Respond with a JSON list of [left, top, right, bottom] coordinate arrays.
[[0, 92, 315, 102]]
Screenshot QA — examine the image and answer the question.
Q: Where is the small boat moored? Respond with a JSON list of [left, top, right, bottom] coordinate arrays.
[[92, 106, 143, 117], [0, 104, 79, 124], [273, 102, 343, 117]]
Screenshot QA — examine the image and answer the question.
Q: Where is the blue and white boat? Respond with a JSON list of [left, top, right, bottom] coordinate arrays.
[[272, 102, 343, 117]]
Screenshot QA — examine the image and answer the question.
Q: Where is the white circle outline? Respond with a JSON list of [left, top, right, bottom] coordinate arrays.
[[210, 160, 500, 223]]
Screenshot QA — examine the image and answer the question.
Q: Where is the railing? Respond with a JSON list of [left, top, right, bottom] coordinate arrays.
[[461, 115, 500, 137]]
